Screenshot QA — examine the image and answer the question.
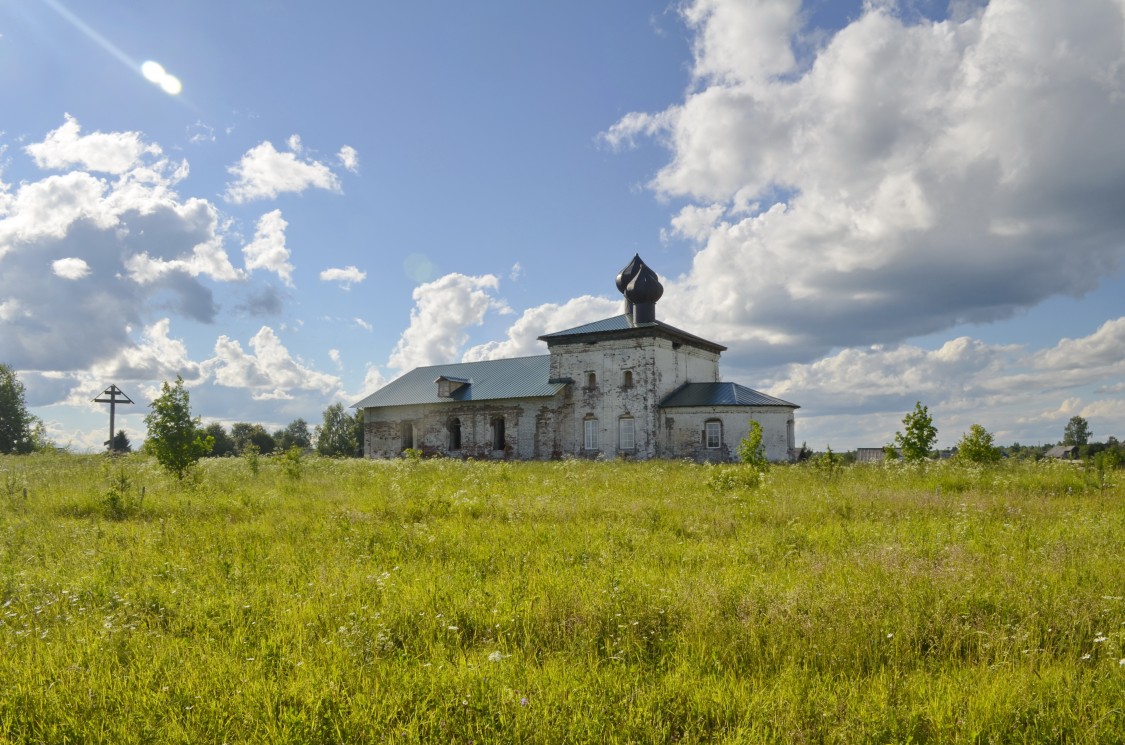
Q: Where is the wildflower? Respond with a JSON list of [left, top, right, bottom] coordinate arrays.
[[488, 651, 505, 663], [886, 633, 894, 639], [1094, 634, 1107, 643], [1081, 653, 1091, 660], [520, 697, 529, 706]]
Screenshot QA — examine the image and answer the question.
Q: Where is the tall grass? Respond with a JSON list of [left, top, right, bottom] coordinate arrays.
[[1, 452, 1122, 743]]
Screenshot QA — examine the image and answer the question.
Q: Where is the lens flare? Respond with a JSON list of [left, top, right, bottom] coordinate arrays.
[[141, 60, 165, 83], [160, 74, 183, 95], [141, 59, 182, 95]]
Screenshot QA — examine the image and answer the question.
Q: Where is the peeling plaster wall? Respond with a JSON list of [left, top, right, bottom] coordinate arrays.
[[546, 336, 721, 459], [661, 407, 796, 462], [364, 399, 553, 460], [361, 335, 796, 463]]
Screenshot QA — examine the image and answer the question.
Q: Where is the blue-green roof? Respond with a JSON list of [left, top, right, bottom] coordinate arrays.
[[353, 355, 567, 409], [538, 314, 726, 352], [660, 382, 799, 409]]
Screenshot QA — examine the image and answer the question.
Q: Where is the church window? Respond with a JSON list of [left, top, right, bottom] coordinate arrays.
[[400, 422, 415, 452], [587, 372, 597, 388], [705, 420, 722, 449], [584, 416, 599, 450], [619, 416, 635, 450], [623, 370, 633, 388]]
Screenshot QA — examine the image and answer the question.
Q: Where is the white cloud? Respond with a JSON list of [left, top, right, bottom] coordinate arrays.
[[328, 349, 342, 369], [1033, 317, 1125, 371], [206, 326, 343, 401], [1, 118, 245, 369], [187, 121, 215, 144], [91, 318, 204, 383], [51, 257, 90, 279], [0, 299, 26, 321], [463, 295, 621, 362], [125, 233, 244, 284], [24, 114, 161, 174], [337, 145, 359, 173], [758, 317, 1125, 448], [606, 0, 1125, 366], [353, 317, 373, 332], [242, 209, 294, 286], [320, 265, 366, 289], [387, 273, 509, 373], [224, 140, 342, 203]]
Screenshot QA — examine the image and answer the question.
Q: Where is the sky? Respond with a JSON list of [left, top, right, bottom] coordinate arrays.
[[1, 0, 1123, 453]]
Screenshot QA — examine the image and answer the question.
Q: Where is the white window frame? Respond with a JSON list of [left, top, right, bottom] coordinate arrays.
[[584, 418, 600, 450], [619, 417, 635, 450], [705, 420, 722, 449]]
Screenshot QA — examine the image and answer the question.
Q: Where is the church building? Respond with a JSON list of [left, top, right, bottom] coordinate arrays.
[[354, 255, 799, 461]]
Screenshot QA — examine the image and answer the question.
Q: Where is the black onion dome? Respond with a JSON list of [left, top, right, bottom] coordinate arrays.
[[625, 263, 664, 304], [615, 254, 644, 295]]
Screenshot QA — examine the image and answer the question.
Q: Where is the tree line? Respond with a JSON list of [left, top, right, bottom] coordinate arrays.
[[802, 403, 1122, 468], [1, 369, 365, 474]]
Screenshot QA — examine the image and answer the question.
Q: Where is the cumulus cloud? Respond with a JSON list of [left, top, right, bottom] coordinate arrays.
[[319, 265, 366, 289], [24, 114, 161, 174], [0, 118, 246, 370], [607, 0, 1125, 366], [756, 316, 1125, 448], [91, 318, 205, 383], [51, 257, 90, 279], [206, 325, 344, 401], [463, 295, 622, 362], [337, 145, 359, 173], [224, 140, 342, 203], [241, 209, 294, 286], [387, 273, 510, 374]]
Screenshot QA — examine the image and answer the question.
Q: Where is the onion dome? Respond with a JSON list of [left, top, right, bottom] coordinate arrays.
[[615, 254, 644, 295], [625, 262, 664, 305], [626, 262, 663, 323]]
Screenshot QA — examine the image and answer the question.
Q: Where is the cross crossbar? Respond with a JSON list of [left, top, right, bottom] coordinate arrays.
[[93, 384, 134, 451]]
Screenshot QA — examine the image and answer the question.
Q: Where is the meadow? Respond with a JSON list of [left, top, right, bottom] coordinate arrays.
[[0, 452, 1122, 743]]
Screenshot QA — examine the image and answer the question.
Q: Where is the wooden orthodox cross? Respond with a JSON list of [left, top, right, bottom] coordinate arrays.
[[94, 384, 134, 452]]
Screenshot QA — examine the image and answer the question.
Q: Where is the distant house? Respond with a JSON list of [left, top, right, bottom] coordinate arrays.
[[1045, 445, 1079, 460], [354, 255, 800, 462], [856, 447, 891, 463]]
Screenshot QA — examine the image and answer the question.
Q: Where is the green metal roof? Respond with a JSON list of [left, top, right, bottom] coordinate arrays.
[[538, 314, 727, 353], [353, 355, 567, 409], [660, 382, 799, 409]]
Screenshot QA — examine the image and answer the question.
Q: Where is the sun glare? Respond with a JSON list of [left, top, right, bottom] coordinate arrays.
[[141, 59, 182, 96]]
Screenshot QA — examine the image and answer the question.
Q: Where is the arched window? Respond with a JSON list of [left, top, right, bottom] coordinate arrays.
[[587, 372, 597, 389], [583, 415, 599, 450], [704, 419, 722, 449], [619, 416, 635, 450], [400, 422, 415, 452], [623, 370, 633, 388], [490, 416, 505, 451], [448, 418, 462, 451]]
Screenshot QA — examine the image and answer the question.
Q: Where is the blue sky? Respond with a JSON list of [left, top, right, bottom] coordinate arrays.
[[1, 0, 1123, 452]]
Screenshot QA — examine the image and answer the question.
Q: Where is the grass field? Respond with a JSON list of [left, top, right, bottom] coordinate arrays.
[[1, 452, 1122, 743]]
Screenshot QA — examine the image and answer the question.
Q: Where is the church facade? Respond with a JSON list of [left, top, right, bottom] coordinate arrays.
[[354, 256, 799, 462]]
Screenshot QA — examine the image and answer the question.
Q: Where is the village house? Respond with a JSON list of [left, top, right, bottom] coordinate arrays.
[[354, 255, 799, 462]]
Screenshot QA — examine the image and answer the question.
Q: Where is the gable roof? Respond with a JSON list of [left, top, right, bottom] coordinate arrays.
[[538, 314, 727, 354], [1045, 445, 1079, 458], [353, 355, 566, 409], [659, 382, 799, 409]]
